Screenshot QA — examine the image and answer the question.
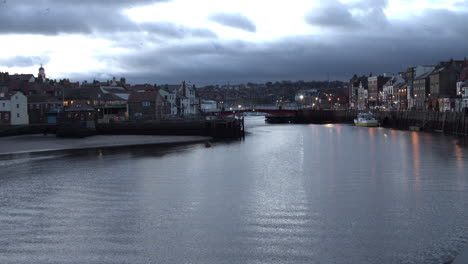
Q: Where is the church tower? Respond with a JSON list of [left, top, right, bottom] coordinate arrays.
[[38, 64, 46, 82]]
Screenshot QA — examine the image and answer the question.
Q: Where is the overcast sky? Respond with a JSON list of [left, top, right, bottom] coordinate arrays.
[[0, 0, 467, 85]]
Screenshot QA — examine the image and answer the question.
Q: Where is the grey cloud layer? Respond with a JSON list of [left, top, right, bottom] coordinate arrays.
[[209, 13, 256, 32], [0, 56, 49, 67], [0, 0, 217, 38], [92, 6, 468, 84], [305, 1, 360, 29], [306, 0, 389, 29], [1, 0, 467, 84]]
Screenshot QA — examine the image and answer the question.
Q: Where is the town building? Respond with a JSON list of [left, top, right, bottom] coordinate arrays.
[[64, 86, 129, 123], [368, 74, 391, 107], [11, 74, 35, 83], [180, 81, 200, 115], [27, 94, 63, 124], [349, 74, 361, 109], [413, 70, 434, 110], [128, 90, 170, 121], [0, 91, 29, 125], [357, 77, 368, 110], [404, 66, 435, 110], [56, 102, 97, 137], [159, 88, 178, 115], [382, 75, 405, 110], [456, 67, 468, 112], [160, 82, 200, 116], [429, 64, 462, 111]]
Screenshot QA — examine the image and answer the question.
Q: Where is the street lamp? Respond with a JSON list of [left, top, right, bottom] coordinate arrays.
[[299, 95, 304, 100]]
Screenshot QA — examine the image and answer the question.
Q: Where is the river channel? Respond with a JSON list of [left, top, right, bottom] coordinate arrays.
[[0, 117, 467, 263]]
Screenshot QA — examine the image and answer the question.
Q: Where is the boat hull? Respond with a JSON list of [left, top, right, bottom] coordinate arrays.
[[354, 120, 379, 127]]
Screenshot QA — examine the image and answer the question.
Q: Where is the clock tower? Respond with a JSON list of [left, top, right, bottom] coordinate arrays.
[[38, 64, 46, 82]]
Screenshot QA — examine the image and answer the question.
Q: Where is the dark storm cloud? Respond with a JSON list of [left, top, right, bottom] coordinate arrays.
[[0, 56, 49, 67], [209, 13, 257, 32], [89, 7, 468, 85], [2, 0, 467, 85], [0, 0, 215, 39]]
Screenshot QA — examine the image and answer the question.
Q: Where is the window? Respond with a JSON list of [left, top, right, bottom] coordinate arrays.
[[17, 113, 20, 118], [2, 103, 5, 107], [142, 101, 151, 107], [16, 104, 19, 108]]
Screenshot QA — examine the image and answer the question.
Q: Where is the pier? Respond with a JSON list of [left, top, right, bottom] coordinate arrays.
[[96, 118, 245, 139]]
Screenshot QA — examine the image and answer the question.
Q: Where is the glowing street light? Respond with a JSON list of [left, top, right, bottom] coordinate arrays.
[[238, 105, 242, 109], [299, 95, 304, 100]]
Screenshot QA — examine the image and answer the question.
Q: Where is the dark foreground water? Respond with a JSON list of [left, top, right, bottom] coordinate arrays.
[[1, 117, 467, 264]]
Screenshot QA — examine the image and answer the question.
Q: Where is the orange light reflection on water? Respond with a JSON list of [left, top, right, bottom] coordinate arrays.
[[411, 132, 421, 190], [454, 143, 463, 170]]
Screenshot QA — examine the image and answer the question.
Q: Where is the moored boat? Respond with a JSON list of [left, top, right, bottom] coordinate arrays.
[[354, 112, 379, 127]]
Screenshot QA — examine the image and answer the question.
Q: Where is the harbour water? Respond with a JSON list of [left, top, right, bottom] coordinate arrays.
[[0, 116, 467, 264]]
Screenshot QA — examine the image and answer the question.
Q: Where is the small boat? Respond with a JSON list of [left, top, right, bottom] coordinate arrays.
[[354, 112, 379, 127]]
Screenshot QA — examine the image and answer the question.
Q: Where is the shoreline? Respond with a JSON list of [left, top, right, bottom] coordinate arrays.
[[0, 134, 212, 156]]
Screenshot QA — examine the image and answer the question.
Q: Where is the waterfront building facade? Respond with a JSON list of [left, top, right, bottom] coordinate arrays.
[[357, 78, 368, 110], [27, 94, 63, 124], [413, 71, 433, 110], [0, 91, 29, 125], [382, 75, 405, 110], [128, 91, 170, 121], [368, 75, 391, 107]]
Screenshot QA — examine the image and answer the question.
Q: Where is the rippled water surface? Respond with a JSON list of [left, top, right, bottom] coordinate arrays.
[[1, 117, 468, 264]]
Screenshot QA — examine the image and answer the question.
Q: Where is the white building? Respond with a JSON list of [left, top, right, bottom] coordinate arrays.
[[357, 81, 368, 110], [0, 91, 29, 125], [382, 76, 405, 109], [457, 67, 468, 111], [180, 81, 200, 115], [159, 89, 178, 115]]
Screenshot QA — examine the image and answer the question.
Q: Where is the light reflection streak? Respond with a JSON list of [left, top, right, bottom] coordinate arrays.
[[454, 143, 463, 171], [410, 132, 421, 191]]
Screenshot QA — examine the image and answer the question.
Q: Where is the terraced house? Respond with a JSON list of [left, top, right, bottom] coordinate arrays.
[[0, 91, 29, 125]]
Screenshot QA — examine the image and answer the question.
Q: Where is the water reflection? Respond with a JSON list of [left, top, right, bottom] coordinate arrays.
[[0, 118, 467, 264], [411, 132, 421, 191]]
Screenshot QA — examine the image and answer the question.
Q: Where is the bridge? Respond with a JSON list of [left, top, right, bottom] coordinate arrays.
[[203, 105, 301, 117]]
